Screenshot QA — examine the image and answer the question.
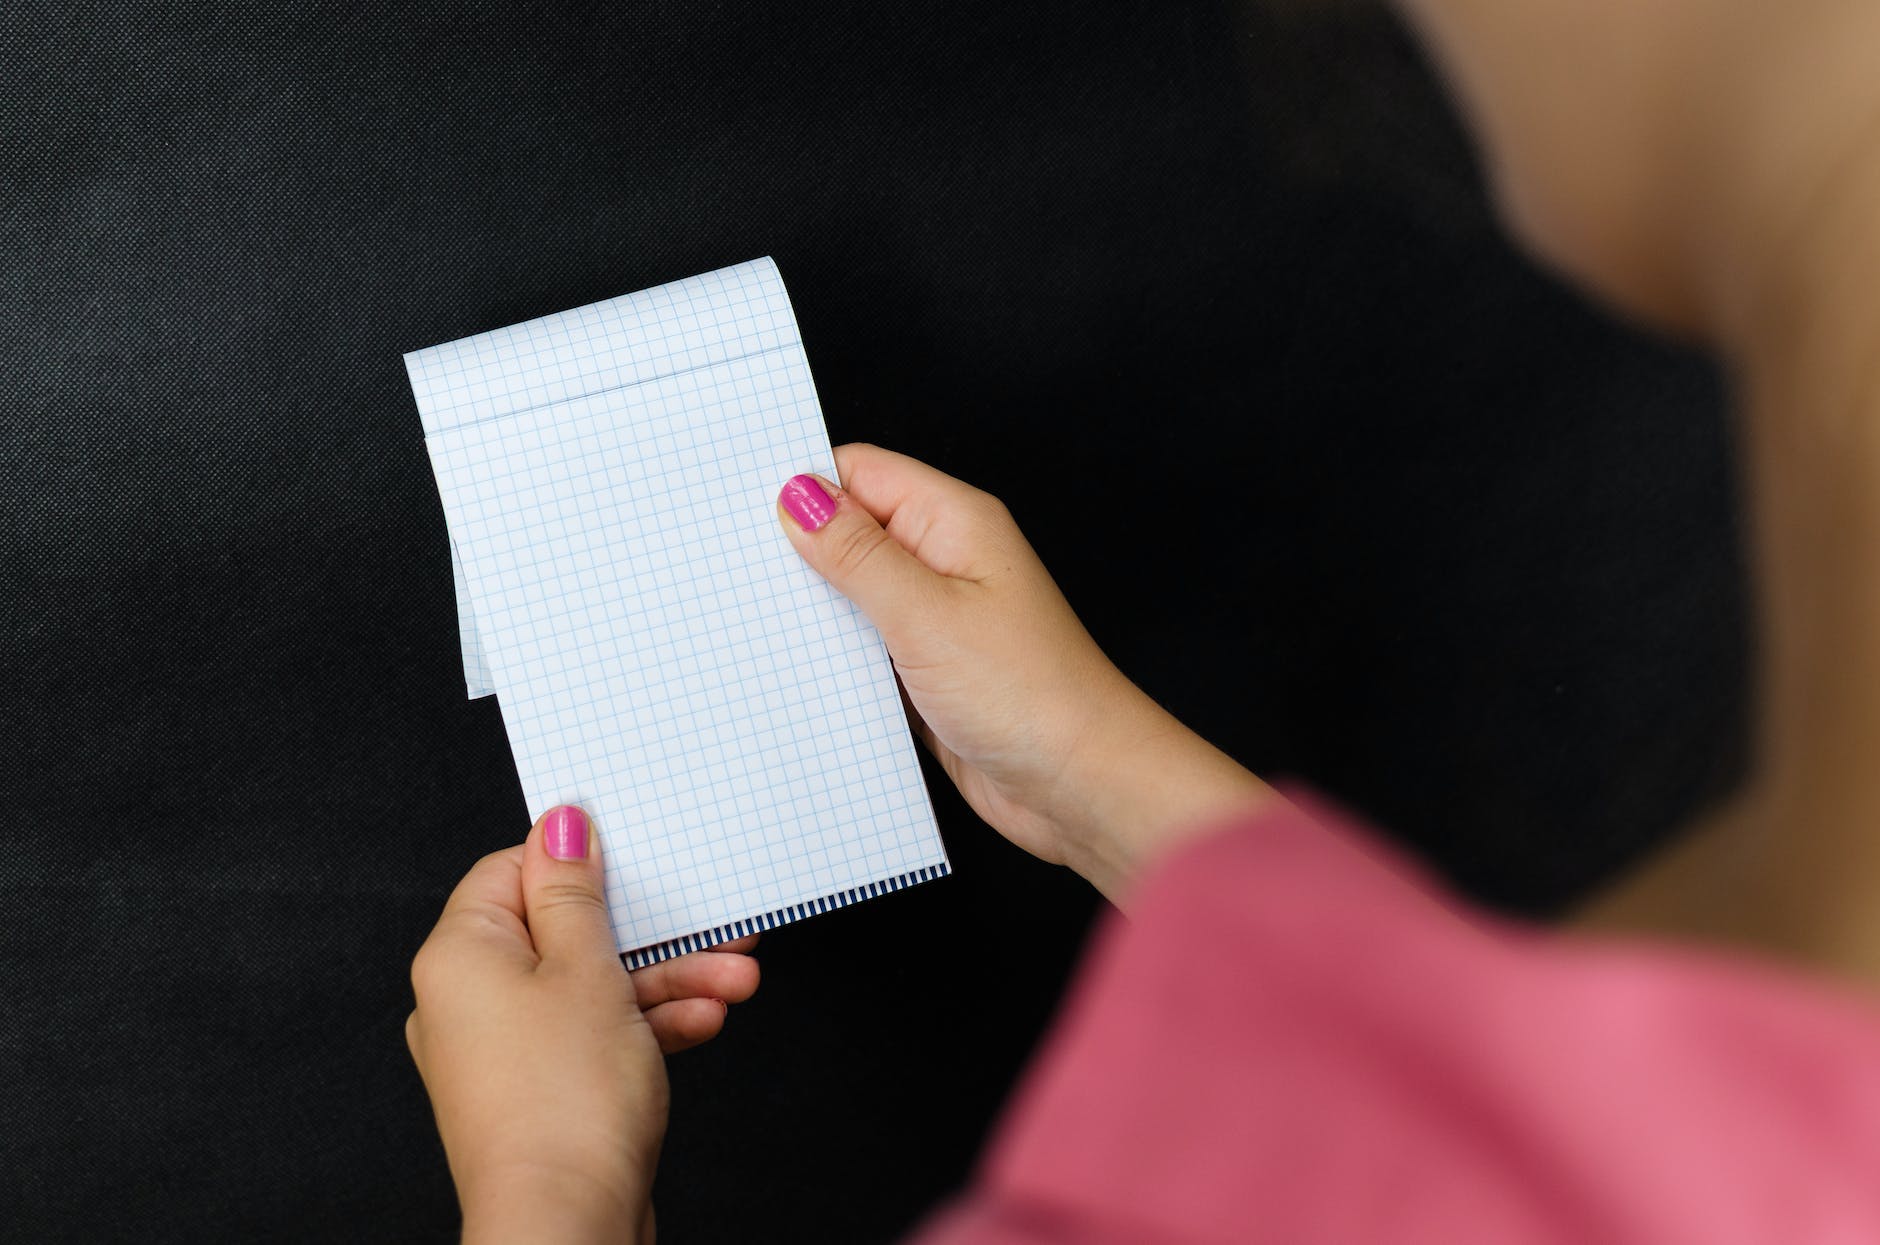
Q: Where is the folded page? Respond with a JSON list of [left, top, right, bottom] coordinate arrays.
[[405, 259, 949, 964]]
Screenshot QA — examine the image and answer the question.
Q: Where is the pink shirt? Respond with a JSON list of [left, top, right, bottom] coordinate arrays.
[[916, 789, 1880, 1243]]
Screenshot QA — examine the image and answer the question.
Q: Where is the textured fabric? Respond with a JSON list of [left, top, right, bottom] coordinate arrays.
[[919, 794, 1880, 1244], [6, 2, 1742, 1240]]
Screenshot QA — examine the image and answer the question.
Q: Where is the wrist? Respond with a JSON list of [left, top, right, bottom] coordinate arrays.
[[459, 1160, 650, 1245], [1052, 682, 1275, 906]]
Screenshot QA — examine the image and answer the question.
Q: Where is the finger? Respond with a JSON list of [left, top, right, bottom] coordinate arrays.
[[643, 997, 729, 1054], [777, 471, 953, 638], [519, 804, 618, 968], [420, 846, 534, 975], [438, 845, 528, 928], [833, 443, 1011, 579], [630, 950, 760, 1008], [714, 933, 760, 955]]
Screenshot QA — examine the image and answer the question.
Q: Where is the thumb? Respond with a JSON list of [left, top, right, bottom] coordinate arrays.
[[520, 804, 617, 967], [777, 472, 946, 637]]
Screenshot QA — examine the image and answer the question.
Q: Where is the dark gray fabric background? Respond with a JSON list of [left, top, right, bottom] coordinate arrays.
[[3, 2, 1745, 1240]]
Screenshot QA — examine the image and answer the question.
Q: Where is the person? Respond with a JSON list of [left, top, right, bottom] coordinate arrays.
[[406, 0, 1880, 1239]]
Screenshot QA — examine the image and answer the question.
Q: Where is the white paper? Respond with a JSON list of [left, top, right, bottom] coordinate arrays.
[[405, 258, 949, 964]]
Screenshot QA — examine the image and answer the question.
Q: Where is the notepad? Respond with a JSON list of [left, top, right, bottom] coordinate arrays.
[[405, 258, 950, 966]]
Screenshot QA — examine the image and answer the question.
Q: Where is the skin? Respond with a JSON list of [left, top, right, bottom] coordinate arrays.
[[770, 446, 1277, 907], [410, 447, 1277, 1240], [1392, 0, 1880, 972], [412, 0, 1880, 1235], [407, 817, 759, 1243]]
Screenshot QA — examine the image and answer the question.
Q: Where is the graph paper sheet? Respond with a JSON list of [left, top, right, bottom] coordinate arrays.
[[405, 258, 949, 966], [448, 535, 496, 699]]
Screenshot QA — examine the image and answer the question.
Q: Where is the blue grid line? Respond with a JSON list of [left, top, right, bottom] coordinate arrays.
[[404, 257, 950, 955]]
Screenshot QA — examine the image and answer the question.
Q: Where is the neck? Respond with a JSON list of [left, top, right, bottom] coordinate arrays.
[[1578, 139, 1880, 980]]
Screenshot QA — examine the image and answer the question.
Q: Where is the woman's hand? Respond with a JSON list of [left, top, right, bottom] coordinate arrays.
[[407, 806, 759, 1244], [778, 444, 1276, 904]]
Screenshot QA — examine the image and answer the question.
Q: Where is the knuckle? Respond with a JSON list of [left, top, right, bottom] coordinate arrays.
[[532, 880, 607, 916], [827, 520, 891, 579], [408, 923, 483, 998], [409, 943, 446, 998], [949, 490, 1025, 579], [473, 847, 514, 874], [971, 490, 1014, 531]]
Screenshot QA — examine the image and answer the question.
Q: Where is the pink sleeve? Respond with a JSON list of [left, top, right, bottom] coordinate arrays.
[[912, 789, 1880, 1245]]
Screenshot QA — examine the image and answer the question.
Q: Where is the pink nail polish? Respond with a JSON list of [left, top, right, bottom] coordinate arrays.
[[779, 474, 837, 532], [544, 805, 588, 860]]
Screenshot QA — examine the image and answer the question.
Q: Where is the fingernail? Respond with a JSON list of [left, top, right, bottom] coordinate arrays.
[[544, 805, 589, 860], [779, 474, 837, 532], [713, 997, 728, 1016]]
